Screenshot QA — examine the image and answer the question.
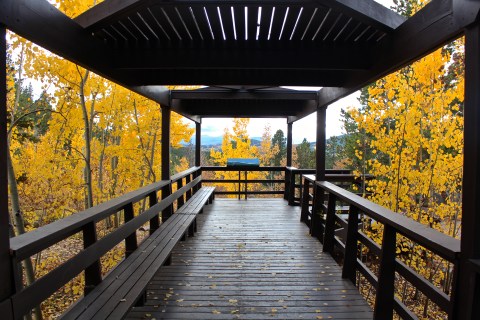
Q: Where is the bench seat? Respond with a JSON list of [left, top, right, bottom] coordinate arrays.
[[63, 186, 215, 320]]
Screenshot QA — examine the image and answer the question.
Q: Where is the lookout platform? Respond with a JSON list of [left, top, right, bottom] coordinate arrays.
[[126, 199, 373, 319]]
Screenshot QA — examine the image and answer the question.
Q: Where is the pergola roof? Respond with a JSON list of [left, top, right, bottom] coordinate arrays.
[[1, 0, 479, 122], [169, 86, 319, 122], [73, 0, 405, 87]]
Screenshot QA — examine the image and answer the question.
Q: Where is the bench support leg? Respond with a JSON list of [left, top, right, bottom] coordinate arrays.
[[181, 233, 186, 241], [189, 223, 195, 237], [135, 292, 147, 307], [165, 254, 172, 266]]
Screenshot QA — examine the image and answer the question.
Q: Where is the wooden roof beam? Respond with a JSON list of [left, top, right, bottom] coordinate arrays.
[[317, 0, 478, 108], [317, 0, 406, 31]]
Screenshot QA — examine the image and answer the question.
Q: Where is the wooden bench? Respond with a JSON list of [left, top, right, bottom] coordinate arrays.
[[176, 186, 215, 237], [62, 187, 215, 320]]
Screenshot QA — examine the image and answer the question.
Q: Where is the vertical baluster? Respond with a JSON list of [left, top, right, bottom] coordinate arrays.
[[342, 206, 359, 283], [162, 183, 173, 221], [288, 171, 296, 205], [300, 178, 310, 223], [177, 179, 184, 208], [124, 203, 137, 257], [149, 191, 159, 235], [323, 193, 337, 253], [311, 184, 323, 238], [83, 221, 102, 295], [374, 225, 397, 319], [284, 168, 290, 200], [185, 174, 192, 200], [244, 171, 248, 200]]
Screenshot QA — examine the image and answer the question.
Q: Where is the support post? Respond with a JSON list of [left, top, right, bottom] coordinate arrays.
[[195, 121, 201, 167], [286, 122, 293, 167], [285, 122, 293, 200], [455, 23, 480, 320], [161, 106, 172, 220], [374, 225, 396, 319], [316, 107, 326, 181], [0, 26, 15, 306]]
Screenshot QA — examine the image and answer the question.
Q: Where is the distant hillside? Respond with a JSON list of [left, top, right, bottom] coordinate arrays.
[[183, 136, 262, 147]]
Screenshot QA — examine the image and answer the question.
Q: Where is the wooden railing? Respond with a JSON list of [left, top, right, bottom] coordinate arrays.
[[6, 167, 201, 319], [202, 166, 285, 199], [286, 167, 367, 206], [304, 177, 461, 320]]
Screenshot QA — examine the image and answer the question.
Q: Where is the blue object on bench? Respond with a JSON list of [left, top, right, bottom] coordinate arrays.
[[226, 158, 260, 167]]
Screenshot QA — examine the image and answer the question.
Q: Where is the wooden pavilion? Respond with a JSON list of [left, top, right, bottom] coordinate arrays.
[[1, 0, 479, 319]]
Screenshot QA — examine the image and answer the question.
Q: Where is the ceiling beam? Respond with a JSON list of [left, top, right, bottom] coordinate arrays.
[[116, 69, 355, 86], [316, 0, 406, 31], [0, 0, 117, 80], [317, 0, 474, 108], [112, 43, 370, 71], [171, 99, 317, 118], [170, 89, 318, 100]]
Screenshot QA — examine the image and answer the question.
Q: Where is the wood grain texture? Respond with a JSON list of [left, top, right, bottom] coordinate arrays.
[[126, 199, 372, 319]]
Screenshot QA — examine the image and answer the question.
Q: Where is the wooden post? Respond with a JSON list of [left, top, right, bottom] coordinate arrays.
[[286, 122, 293, 167], [195, 121, 201, 167], [342, 206, 359, 283], [124, 203, 137, 257], [0, 25, 15, 307], [323, 193, 337, 253], [374, 225, 397, 319], [149, 191, 159, 234], [316, 107, 326, 181], [285, 122, 293, 200], [83, 222, 102, 295], [455, 23, 480, 320], [161, 106, 172, 220], [300, 178, 310, 223]]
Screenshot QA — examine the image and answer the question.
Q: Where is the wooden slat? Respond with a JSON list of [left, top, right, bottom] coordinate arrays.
[[126, 199, 372, 320]]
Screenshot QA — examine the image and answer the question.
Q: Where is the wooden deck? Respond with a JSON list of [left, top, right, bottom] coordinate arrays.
[[126, 199, 373, 319]]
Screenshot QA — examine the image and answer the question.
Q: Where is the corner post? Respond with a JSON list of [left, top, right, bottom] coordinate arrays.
[[161, 106, 172, 220], [0, 25, 15, 309], [455, 23, 480, 320]]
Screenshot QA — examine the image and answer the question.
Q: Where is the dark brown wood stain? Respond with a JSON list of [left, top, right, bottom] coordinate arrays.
[[126, 199, 372, 319]]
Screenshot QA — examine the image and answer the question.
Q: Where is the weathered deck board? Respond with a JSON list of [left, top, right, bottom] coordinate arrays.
[[126, 199, 372, 319]]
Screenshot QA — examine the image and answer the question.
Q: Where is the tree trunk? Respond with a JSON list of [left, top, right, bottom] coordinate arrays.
[[78, 69, 93, 209]]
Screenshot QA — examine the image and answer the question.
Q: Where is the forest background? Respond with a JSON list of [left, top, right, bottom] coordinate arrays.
[[6, 0, 464, 319]]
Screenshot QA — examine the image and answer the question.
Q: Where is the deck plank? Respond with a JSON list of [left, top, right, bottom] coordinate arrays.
[[126, 199, 372, 319]]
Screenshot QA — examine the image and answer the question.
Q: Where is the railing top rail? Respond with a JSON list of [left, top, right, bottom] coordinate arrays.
[[10, 180, 170, 260], [303, 174, 316, 182], [317, 181, 460, 261], [202, 166, 285, 172], [171, 166, 200, 183]]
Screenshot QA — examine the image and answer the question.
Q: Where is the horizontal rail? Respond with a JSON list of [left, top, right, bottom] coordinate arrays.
[[316, 180, 460, 318], [215, 191, 284, 195], [317, 181, 460, 260], [202, 179, 283, 184], [10, 180, 170, 260], [202, 166, 285, 172], [171, 166, 200, 183], [202, 166, 285, 199], [8, 166, 204, 319]]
